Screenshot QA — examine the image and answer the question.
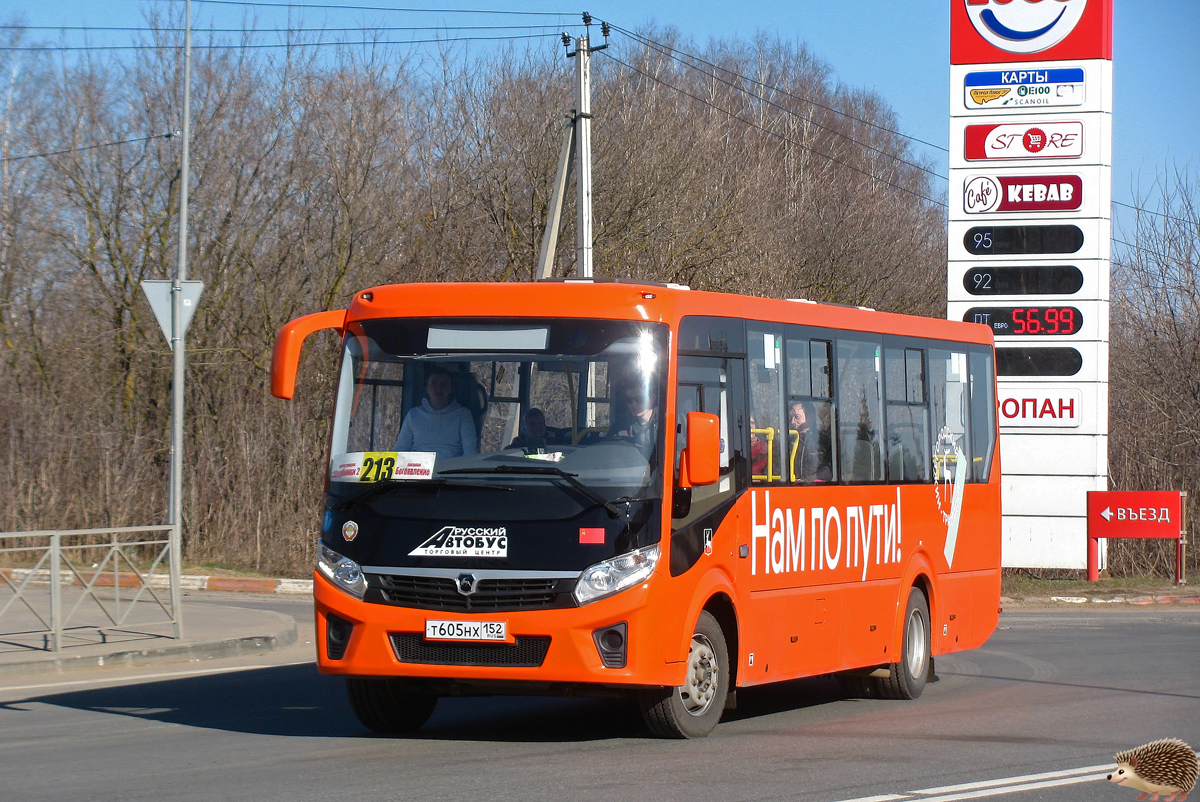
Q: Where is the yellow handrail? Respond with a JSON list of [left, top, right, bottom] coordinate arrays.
[[788, 429, 800, 482], [751, 427, 782, 482]]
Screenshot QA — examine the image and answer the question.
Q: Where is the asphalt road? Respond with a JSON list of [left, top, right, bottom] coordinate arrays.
[[1, 600, 1197, 802]]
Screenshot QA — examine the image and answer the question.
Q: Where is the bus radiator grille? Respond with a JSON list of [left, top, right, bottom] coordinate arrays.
[[389, 633, 551, 667], [368, 574, 565, 611]]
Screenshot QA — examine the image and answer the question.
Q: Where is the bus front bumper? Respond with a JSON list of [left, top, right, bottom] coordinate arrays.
[[312, 571, 684, 689]]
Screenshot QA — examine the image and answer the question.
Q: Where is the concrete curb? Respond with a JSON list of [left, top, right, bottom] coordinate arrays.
[[0, 609, 299, 678], [1001, 594, 1200, 606], [190, 575, 313, 594]]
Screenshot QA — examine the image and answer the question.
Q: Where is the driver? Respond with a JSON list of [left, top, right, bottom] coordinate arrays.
[[507, 407, 563, 451], [608, 382, 657, 452]]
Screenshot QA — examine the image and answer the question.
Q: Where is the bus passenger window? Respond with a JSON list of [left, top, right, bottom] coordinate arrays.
[[749, 329, 785, 483], [884, 347, 929, 482], [785, 335, 834, 484], [836, 337, 885, 483], [968, 349, 996, 482], [929, 349, 971, 484]]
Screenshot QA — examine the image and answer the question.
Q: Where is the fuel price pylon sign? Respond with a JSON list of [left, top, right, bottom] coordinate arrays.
[[949, 0, 1113, 569]]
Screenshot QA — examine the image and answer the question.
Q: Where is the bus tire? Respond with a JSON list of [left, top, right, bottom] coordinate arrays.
[[876, 587, 930, 700], [638, 611, 728, 738], [345, 677, 438, 733]]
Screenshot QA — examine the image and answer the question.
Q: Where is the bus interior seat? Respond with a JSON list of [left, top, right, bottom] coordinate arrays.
[[453, 371, 488, 448]]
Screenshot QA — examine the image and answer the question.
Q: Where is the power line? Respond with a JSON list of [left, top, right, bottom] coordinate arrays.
[[1112, 236, 1198, 264], [0, 23, 563, 33], [600, 50, 949, 210], [161, 0, 572, 15], [1113, 199, 1198, 228], [604, 22, 950, 156], [601, 27, 946, 186], [1, 132, 178, 163], [0, 31, 563, 52]]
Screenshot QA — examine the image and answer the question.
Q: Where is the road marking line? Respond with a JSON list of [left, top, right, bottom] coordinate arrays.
[[913, 763, 1112, 794], [910, 773, 1109, 802], [830, 765, 1111, 802], [0, 660, 314, 695]]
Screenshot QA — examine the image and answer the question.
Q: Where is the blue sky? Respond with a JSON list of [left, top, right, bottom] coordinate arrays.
[[3, 0, 1197, 234]]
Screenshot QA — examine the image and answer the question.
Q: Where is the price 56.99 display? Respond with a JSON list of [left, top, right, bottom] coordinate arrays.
[[964, 306, 1082, 336]]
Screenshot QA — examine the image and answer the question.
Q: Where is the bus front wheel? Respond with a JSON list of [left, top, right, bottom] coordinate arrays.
[[876, 587, 930, 700], [638, 611, 729, 738], [345, 677, 438, 733]]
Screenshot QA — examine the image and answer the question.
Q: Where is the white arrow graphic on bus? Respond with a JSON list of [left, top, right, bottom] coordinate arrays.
[[1101, 507, 1113, 522], [944, 447, 967, 570]]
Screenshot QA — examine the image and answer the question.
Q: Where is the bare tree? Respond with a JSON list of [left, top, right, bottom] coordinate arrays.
[[1108, 166, 1200, 576]]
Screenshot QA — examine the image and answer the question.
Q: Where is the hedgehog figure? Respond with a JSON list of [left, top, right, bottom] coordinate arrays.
[[1108, 738, 1199, 802]]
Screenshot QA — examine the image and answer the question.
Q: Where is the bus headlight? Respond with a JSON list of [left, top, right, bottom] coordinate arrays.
[[317, 541, 368, 599], [573, 544, 659, 605]]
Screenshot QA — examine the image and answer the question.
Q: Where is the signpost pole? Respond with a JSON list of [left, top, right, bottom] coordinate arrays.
[[168, 0, 193, 639], [1178, 490, 1187, 586]]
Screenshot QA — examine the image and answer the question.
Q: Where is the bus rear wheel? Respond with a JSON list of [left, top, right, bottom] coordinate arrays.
[[638, 611, 729, 738], [876, 587, 930, 700], [345, 677, 438, 733]]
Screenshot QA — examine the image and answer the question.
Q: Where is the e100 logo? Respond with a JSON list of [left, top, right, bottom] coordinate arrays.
[[965, 0, 1089, 54]]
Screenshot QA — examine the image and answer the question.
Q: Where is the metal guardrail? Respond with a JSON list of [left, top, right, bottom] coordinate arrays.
[[0, 525, 182, 651]]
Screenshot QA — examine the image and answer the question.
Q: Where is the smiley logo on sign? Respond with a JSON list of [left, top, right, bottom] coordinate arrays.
[[965, 0, 1089, 54]]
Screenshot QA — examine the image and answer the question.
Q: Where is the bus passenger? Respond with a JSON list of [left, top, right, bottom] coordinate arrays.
[[749, 415, 769, 476], [789, 400, 832, 482], [394, 367, 478, 460]]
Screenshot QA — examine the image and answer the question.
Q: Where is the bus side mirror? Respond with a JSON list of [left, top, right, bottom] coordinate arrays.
[[271, 310, 347, 399], [679, 411, 721, 488]]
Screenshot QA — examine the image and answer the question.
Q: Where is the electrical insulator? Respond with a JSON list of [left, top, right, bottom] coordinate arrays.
[[582, 12, 592, 26]]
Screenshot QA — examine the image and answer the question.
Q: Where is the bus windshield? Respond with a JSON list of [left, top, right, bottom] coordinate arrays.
[[327, 318, 669, 524]]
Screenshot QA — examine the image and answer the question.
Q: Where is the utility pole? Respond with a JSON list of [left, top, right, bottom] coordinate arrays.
[[574, 33, 593, 278], [536, 17, 607, 279]]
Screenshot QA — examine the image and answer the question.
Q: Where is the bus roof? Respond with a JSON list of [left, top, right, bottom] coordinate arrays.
[[346, 280, 993, 347]]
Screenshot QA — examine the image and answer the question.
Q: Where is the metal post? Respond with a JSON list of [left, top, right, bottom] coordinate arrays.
[[112, 528, 120, 617], [574, 35, 593, 278], [49, 532, 61, 652], [1179, 490, 1188, 586], [536, 119, 575, 280], [168, 0, 192, 639]]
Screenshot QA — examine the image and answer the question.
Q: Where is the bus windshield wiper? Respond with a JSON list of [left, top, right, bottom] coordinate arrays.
[[332, 477, 510, 512], [439, 465, 623, 518]]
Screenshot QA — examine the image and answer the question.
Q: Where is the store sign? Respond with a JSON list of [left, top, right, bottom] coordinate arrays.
[[963, 174, 1083, 214], [998, 387, 1082, 427], [965, 122, 1083, 160]]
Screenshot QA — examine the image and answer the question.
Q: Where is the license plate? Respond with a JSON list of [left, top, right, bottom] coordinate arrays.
[[424, 620, 507, 641]]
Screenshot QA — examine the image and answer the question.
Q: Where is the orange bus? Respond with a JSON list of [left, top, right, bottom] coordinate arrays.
[[271, 279, 1001, 738]]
